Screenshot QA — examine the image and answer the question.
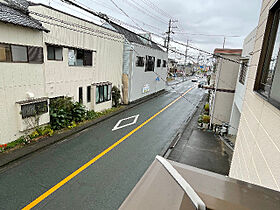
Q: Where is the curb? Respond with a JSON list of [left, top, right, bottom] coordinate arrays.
[[159, 93, 207, 158], [0, 90, 167, 169]]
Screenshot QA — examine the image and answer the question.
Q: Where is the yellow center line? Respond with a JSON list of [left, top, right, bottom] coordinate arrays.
[[22, 86, 195, 210]]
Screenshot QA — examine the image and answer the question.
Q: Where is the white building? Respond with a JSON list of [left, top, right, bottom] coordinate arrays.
[[230, 0, 280, 192], [229, 28, 257, 135], [105, 22, 168, 104], [210, 49, 242, 126], [30, 4, 125, 112], [0, 0, 125, 144], [0, 0, 50, 144]]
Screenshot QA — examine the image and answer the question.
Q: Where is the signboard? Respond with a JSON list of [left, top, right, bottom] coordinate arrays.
[[142, 84, 150, 94]]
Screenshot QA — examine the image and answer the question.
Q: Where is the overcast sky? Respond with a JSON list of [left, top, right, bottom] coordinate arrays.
[[32, 0, 262, 63]]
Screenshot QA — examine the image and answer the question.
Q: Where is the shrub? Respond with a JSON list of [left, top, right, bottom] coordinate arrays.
[[49, 97, 87, 130], [72, 102, 86, 123], [202, 115, 210, 123], [86, 110, 99, 120], [204, 103, 209, 112], [112, 86, 121, 107], [198, 115, 203, 123]]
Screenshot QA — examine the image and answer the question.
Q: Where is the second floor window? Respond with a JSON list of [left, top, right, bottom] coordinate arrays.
[[157, 59, 161, 67], [68, 48, 92, 66], [163, 60, 167, 67], [239, 60, 248, 85], [47, 45, 63, 61], [136, 56, 145, 67], [145, 56, 155, 72], [0, 43, 43, 63], [255, 4, 280, 108]]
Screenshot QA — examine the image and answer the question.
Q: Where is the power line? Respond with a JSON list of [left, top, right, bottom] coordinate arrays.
[[122, 0, 168, 25], [13, 1, 239, 131], [109, 0, 146, 32], [137, 0, 173, 19]]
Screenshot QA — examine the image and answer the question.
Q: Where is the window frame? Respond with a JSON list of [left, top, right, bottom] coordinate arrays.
[[0, 43, 12, 62], [87, 86, 91, 103], [254, 1, 280, 110], [239, 59, 248, 85], [157, 59, 161, 67], [28, 46, 44, 64], [68, 48, 93, 67], [47, 45, 63, 61], [11, 44, 28, 63], [136, 56, 145, 67], [145, 55, 155, 72], [21, 101, 48, 119], [0, 42, 44, 64], [96, 84, 112, 104], [79, 87, 83, 104], [162, 60, 167, 67]]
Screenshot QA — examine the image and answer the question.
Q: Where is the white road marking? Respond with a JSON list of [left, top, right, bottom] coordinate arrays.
[[112, 114, 140, 131]]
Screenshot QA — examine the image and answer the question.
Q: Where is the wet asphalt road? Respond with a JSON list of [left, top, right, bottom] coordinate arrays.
[[0, 80, 205, 210]]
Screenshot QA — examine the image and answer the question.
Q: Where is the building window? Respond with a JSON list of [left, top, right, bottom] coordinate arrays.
[[68, 48, 92, 66], [79, 87, 83, 103], [96, 84, 112, 104], [87, 86, 91, 103], [0, 43, 43, 63], [136, 56, 145, 67], [11, 45, 28, 62], [28, 46, 44, 63], [0, 43, 11, 62], [145, 56, 155, 72], [21, 101, 48, 119], [163, 60, 167, 67], [256, 3, 280, 107], [47, 45, 63, 61], [239, 60, 248, 85], [157, 59, 161, 67], [108, 85, 112, 100]]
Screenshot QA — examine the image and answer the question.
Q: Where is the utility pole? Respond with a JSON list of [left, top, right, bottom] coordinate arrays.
[[165, 19, 177, 53], [183, 39, 189, 81], [223, 36, 226, 49]]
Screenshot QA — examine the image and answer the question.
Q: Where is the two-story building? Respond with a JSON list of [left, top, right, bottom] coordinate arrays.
[[104, 22, 168, 104], [0, 0, 50, 144], [209, 49, 242, 126], [229, 28, 257, 135], [29, 3, 125, 112], [0, 0, 125, 144]]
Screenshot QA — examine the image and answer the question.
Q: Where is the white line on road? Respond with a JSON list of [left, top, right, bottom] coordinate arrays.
[[112, 114, 140, 131]]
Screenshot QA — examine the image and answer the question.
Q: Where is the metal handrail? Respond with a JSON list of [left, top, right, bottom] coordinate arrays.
[[156, 156, 206, 210]]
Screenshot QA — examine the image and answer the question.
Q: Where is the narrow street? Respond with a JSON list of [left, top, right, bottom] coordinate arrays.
[[0, 80, 205, 210]]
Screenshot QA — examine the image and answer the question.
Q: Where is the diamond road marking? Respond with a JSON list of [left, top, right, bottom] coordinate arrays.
[[112, 114, 139, 131]]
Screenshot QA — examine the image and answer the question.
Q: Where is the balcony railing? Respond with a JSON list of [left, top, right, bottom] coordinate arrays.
[[120, 156, 280, 210]]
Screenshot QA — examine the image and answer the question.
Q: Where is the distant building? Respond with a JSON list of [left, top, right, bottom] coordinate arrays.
[[230, 0, 280, 192], [105, 22, 168, 104], [0, 0, 49, 144], [168, 58, 178, 74], [228, 28, 257, 135], [209, 49, 242, 126]]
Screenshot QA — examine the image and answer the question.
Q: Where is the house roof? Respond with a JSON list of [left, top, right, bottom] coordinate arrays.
[[214, 48, 242, 55], [0, 0, 48, 32], [109, 22, 163, 51]]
